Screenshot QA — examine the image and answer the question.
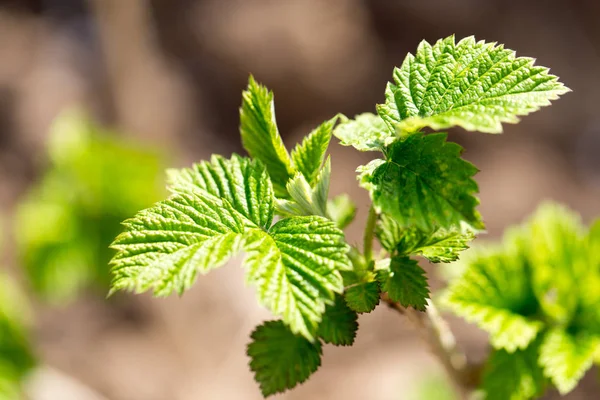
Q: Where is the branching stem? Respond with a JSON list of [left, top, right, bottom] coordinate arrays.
[[363, 204, 377, 263], [381, 293, 480, 399]]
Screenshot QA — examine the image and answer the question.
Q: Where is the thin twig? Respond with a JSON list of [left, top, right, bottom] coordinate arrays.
[[363, 204, 378, 263], [381, 293, 479, 400]]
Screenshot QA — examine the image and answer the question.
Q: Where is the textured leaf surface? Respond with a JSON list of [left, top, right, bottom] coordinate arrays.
[[377, 213, 475, 262], [244, 217, 349, 340], [318, 295, 358, 346], [345, 281, 380, 313], [240, 76, 293, 196], [482, 341, 546, 400], [539, 329, 600, 394], [248, 320, 322, 397], [380, 256, 430, 311], [377, 35, 569, 134], [275, 159, 331, 218], [167, 155, 274, 228], [366, 133, 482, 232], [112, 156, 351, 340], [333, 113, 393, 151], [445, 240, 543, 352], [291, 116, 337, 185]]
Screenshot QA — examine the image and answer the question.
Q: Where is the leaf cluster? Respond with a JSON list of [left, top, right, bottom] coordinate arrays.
[[445, 203, 600, 399], [108, 35, 568, 397]]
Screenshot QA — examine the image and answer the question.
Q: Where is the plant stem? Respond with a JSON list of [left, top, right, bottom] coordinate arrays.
[[381, 293, 479, 400], [363, 204, 377, 263]]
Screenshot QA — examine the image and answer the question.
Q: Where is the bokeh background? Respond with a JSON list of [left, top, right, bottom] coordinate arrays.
[[1, 0, 599, 399]]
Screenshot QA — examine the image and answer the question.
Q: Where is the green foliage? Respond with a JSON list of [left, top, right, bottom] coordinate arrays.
[[318, 295, 358, 346], [248, 320, 322, 397], [365, 133, 483, 232], [16, 111, 165, 304], [333, 113, 393, 152], [446, 203, 600, 398], [240, 76, 294, 197], [0, 275, 36, 399], [108, 36, 570, 397], [377, 35, 569, 134], [377, 213, 475, 263], [379, 256, 430, 311], [344, 281, 380, 313], [482, 340, 546, 400], [111, 155, 351, 341]]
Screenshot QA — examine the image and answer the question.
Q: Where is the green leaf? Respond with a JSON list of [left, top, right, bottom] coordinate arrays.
[[167, 154, 274, 228], [243, 217, 350, 340], [380, 256, 430, 311], [377, 35, 569, 134], [365, 133, 483, 232], [445, 238, 543, 352], [539, 328, 600, 394], [318, 295, 358, 346], [332, 113, 393, 151], [248, 320, 322, 397], [110, 192, 246, 296], [240, 76, 293, 197], [291, 116, 337, 185], [275, 158, 331, 218], [327, 194, 357, 229], [525, 203, 588, 325], [111, 156, 351, 341], [482, 340, 546, 400], [377, 213, 475, 263], [345, 281, 380, 313]]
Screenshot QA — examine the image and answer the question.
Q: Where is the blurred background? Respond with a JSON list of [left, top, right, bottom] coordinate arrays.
[[0, 0, 599, 399]]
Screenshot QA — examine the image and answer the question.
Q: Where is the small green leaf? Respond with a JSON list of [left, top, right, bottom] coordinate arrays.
[[378, 35, 569, 134], [365, 133, 483, 232], [248, 320, 322, 397], [539, 328, 600, 394], [345, 281, 380, 313], [276, 158, 331, 218], [240, 76, 293, 197], [482, 340, 546, 400], [327, 194, 357, 229], [377, 213, 476, 263], [291, 116, 337, 185], [380, 256, 430, 311], [333, 113, 393, 151], [318, 295, 358, 346]]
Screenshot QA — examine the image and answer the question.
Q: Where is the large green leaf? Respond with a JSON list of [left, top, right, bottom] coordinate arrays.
[[332, 113, 393, 152], [539, 328, 600, 395], [248, 320, 322, 397], [344, 281, 380, 313], [482, 340, 546, 400], [240, 76, 294, 197], [376, 213, 475, 263], [365, 133, 483, 232], [243, 217, 349, 340], [377, 35, 569, 134], [167, 154, 274, 228], [112, 156, 351, 340]]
